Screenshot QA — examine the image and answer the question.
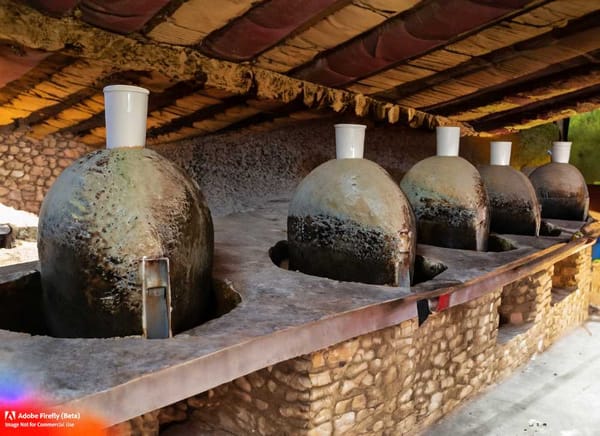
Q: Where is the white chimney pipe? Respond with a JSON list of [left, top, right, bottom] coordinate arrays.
[[550, 141, 571, 163], [103, 85, 149, 149], [436, 126, 460, 157], [334, 124, 366, 159], [490, 141, 512, 166]]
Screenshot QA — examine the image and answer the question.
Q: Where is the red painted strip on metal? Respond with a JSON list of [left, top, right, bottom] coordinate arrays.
[[437, 293, 450, 311]]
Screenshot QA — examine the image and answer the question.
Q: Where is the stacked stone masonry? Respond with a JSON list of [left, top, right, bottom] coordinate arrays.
[[498, 269, 550, 326], [546, 249, 592, 346], [553, 249, 593, 289], [1, 121, 440, 217], [592, 260, 600, 307], [110, 246, 593, 435], [495, 267, 552, 381], [0, 130, 95, 213]]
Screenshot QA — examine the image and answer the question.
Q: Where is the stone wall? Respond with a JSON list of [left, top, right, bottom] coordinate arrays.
[[1, 119, 436, 217], [495, 267, 552, 381], [546, 248, 592, 345], [109, 246, 593, 435], [497, 268, 550, 325], [592, 261, 600, 307], [495, 249, 592, 381], [0, 130, 96, 213], [152, 119, 436, 217], [553, 248, 591, 289], [0, 120, 590, 219]]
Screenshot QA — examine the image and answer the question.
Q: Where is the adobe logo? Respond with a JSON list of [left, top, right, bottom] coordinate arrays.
[[4, 411, 16, 421]]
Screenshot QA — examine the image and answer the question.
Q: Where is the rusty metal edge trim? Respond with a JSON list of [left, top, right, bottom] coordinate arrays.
[[448, 237, 595, 308], [59, 237, 594, 426]]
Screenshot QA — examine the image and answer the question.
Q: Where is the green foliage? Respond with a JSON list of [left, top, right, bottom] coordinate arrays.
[[569, 109, 600, 184], [516, 123, 559, 170]]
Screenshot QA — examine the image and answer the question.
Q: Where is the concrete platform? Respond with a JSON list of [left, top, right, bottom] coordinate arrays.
[[424, 315, 600, 436]]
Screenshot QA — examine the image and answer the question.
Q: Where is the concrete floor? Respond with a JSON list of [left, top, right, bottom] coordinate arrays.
[[424, 312, 600, 436]]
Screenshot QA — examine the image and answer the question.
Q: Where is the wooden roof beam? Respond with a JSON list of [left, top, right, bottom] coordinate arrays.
[[435, 57, 600, 120], [0, 58, 111, 126], [253, 0, 421, 72], [368, 5, 600, 100], [60, 80, 211, 138], [146, 103, 272, 146], [395, 24, 600, 110], [29, 77, 202, 138], [471, 84, 600, 133], [0, 0, 466, 133]]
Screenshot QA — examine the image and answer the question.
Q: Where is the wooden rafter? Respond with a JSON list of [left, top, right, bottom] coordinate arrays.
[[148, 96, 246, 138], [254, 0, 420, 72], [146, 103, 269, 146], [146, 0, 263, 46], [29, 75, 192, 138], [437, 58, 600, 120], [291, 0, 553, 88], [350, 0, 599, 97], [473, 84, 600, 133], [149, 104, 329, 146], [199, 0, 351, 62], [61, 80, 211, 139], [0, 59, 110, 126], [451, 70, 600, 125], [211, 100, 308, 134], [0, 0, 596, 138], [29, 92, 104, 138], [240, 109, 332, 134], [0, 0, 464, 134], [376, 24, 597, 109], [392, 22, 600, 110], [146, 92, 223, 131]]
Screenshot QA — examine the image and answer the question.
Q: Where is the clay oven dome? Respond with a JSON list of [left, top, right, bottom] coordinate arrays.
[[479, 165, 541, 236], [400, 156, 489, 251], [288, 159, 416, 286], [529, 163, 589, 221], [38, 148, 214, 338]]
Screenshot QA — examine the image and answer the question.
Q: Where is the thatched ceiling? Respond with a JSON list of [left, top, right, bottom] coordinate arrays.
[[0, 0, 599, 145]]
